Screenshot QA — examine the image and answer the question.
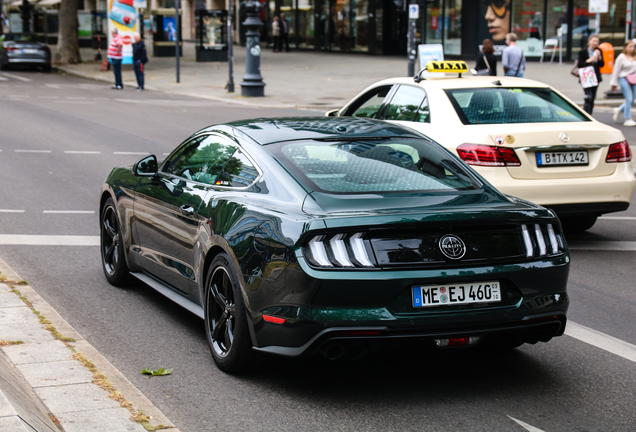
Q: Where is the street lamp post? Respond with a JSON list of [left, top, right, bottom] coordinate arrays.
[[240, 0, 265, 97], [227, 0, 235, 92], [20, 0, 32, 33]]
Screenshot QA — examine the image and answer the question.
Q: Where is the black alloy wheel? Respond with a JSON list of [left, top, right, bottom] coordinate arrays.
[[100, 198, 130, 286], [204, 253, 255, 373]]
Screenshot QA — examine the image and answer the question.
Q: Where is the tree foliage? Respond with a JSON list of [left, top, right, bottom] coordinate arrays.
[[54, 0, 82, 65]]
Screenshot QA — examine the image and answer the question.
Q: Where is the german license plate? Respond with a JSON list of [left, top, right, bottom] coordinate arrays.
[[412, 282, 501, 308], [22, 48, 39, 54], [536, 150, 588, 166]]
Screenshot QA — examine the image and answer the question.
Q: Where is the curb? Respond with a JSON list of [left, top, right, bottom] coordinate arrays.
[[0, 258, 180, 432]]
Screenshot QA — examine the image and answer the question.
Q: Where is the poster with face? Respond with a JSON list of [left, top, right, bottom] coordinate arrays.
[[479, 0, 510, 55]]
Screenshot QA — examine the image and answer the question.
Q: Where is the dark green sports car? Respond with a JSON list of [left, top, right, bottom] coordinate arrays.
[[100, 117, 569, 372]]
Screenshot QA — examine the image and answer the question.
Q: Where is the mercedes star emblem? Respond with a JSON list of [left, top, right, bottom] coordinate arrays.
[[559, 132, 570, 143], [439, 234, 466, 260]]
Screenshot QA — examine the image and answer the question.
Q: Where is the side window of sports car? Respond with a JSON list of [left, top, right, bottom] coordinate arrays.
[[347, 85, 393, 118], [382, 86, 430, 123], [162, 135, 238, 186], [215, 150, 260, 187]]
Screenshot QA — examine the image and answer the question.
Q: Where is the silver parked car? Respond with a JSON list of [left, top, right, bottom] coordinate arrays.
[[1, 33, 51, 72]]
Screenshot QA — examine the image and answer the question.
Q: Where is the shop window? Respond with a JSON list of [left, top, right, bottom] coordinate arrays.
[[425, 0, 442, 45], [511, 0, 544, 58], [443, 0, 461, 55]]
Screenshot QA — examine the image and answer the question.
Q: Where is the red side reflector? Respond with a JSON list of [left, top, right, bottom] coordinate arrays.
[[606, 141, 632, 163], [447, 337, 471, 346], [262, 315, 285, 324], [457, 144, 521, 167]]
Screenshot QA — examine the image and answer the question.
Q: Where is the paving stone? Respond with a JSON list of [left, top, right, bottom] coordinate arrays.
[[35, 383, 119, 414], [0, 284, 10, 293], [0, 293, 22, 309], [0, 307, 40, 325], [0, 415, 31, 432], [3, 340, 72, 365], [0, 391, 17, 417], [57, 407, 147, 432], [17, 360, 92, 388], [0, 324, 53, 343]]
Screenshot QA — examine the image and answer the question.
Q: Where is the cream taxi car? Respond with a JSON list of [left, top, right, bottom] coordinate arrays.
[[327, 61, 636, 232]]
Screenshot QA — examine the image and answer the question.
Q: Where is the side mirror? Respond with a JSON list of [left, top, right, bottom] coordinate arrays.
[[133, 155, 158, 177], [325, 109, 340, 117]]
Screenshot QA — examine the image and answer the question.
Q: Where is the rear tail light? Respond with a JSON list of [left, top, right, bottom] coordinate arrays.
[[304, 232, 375, 269], [520, 223, 565, 258], [457, 144, 521, 167], [6, 46, 16, 52], [606, 141, 632, 163], [41, 46, 51, 53]]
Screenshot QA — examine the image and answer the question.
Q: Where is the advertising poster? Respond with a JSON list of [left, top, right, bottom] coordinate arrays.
[[479, 0, 511, 55], [108, 0, 138, 64]]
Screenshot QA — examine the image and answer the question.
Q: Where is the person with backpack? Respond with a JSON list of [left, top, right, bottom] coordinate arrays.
[[132, 32, 148, 91]]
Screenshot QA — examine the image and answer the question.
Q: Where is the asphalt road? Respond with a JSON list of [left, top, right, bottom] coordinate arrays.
[[1, 71, 635, 432]]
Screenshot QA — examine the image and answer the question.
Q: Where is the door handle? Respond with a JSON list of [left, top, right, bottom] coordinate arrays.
[[180, 205, 194, 215]]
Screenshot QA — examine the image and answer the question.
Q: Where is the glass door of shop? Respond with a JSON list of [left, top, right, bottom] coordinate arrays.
[[318, 0, 352, 51]]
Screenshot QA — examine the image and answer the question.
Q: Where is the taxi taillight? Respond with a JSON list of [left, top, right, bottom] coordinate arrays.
[[457, 144, 521, 167], [606, 141, 632, 163]]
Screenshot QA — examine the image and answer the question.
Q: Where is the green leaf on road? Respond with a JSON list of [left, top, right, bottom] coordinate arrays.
[[141, 367, 173, 376]]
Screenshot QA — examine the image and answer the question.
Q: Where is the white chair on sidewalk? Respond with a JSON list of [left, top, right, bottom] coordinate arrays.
[[540, 38, 562, 64]]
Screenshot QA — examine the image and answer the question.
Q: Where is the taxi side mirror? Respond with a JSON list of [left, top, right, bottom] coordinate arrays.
[[325, 109, 340, 117]]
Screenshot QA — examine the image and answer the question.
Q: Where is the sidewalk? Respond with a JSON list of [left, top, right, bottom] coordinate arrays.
[[51, 42, 622, 111], [0, 258, 180, 432]]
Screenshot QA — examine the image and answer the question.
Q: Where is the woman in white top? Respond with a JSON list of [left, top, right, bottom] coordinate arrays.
[[610, 40, 636, 126], [272, 17, 281, 53]]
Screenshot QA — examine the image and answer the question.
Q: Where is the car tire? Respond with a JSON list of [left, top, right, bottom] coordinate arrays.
[[0, 62, 7, 71], [204, 253, 256, 373], [562, 215, 598, 233], [100, 197, 131, 286], [42, 64, 51, 73]]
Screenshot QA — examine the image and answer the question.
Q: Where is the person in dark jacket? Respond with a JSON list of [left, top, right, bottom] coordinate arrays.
[[475, 38, 497, 76], [577, 34, 604, 115], [132, 32, 147, 91]]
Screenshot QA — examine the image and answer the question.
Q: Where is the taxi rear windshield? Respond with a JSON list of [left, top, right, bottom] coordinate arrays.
[[445, 87, 590, 125], [266, 138, 480, 194]]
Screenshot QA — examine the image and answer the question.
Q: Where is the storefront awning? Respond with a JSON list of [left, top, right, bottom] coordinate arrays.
[[36, 0, 61, 5]]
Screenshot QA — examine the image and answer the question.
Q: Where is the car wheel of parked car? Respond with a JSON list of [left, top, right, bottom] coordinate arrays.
[[0, 62, 7, 71], [562, 215, 598, 233], [204, 253, 255, 373], [100, 198, 131, 286], [42, 64, 51, 73]]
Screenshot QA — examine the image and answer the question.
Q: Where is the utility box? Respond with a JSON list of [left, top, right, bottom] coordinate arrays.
[[599, 42, 614, 75], [195, 10, 228, 62]]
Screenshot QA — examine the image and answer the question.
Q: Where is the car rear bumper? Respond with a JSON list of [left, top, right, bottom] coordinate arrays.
[[8, 58, 50, 64], [482, 163, 636, 212]]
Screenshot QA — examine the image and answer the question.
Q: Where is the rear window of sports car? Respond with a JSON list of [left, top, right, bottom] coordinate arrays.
[[445, 87, 590, 125], [266, 138, 480, 194]]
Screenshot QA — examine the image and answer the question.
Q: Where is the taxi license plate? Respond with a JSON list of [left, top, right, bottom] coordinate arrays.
[[412, 282, 501, 308], [536, 150, 588, 167]]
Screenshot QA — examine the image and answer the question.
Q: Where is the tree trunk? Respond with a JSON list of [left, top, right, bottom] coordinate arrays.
[[54, 0, 82, 65]]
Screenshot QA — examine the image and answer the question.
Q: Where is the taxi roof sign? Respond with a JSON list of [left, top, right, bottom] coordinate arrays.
[[414, 60, 469, 82], [426, 61, 469, 73]]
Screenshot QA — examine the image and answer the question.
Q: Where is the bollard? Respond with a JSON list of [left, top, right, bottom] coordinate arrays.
[[240, 0, 266, 97]]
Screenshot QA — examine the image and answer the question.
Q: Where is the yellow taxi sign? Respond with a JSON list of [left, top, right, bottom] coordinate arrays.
[[425, 61, 469, 74]]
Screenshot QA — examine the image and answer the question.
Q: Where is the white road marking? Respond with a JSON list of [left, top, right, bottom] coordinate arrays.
[[0, 235, 99, 246], [0, 73, 32, 82], [38, 95, 59, 99], [568, 241, 636, 251], [14, 150, 52, 153], [45, 84, 60, 89], [508, 416, 546, 432], [113, 152, 149, 155], [64, 151, 101, 154], [0, 76, 8, 81], [42, 210, 95, 214], [599, 216, 636, 220], [566, 321, 636, 363], [65, 97, 88, 100], [56, 100, 96, 105], [0, 210, 25, 213]]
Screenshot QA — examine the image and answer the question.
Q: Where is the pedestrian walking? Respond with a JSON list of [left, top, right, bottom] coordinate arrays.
[[132, 32, 148, 91], [272, 16, 280, 52], [475, 38, 497, 76], [108, 28, 124, 89], [280, 13, 290, 52], [611, 40, 636, 126], [502, 33, 525, 77], [577, 34, 604, 115]]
